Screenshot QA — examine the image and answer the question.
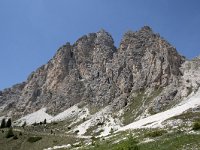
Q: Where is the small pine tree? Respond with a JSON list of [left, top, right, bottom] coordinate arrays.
[[6, 118, 12, 128], [0, 118, 6, 128], [22, 121, 26, 128], [44, 119, 46, 124], [5, 128, 14, 138], [110, 128, 114, 134]]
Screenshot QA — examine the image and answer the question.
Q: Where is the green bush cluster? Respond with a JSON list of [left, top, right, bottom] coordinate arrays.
[[5, 128, 14, 138], [145, 130, 167, 138], [27, 136, 42, 143], [192, 122, 200, 130], [89, 134, 140, 150], [1, 118, 12, 128]]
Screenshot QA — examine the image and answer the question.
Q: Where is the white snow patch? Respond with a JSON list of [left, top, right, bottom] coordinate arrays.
[[15, 104, 90, 127], [72, 106, 110, 135], [118, 89, 200, 131], [16, 108, 53, 125], [141, 138, 155, 143], [43, 144, 71, 150], [50, 105, 80, 122], [72, 106, 122, 137], [99, 115, 121, 137], [68, 107, 90, 127]]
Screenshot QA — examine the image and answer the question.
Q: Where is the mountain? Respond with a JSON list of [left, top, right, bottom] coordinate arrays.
[[0, 26, 185, 116], [0, 26, 200, 150]]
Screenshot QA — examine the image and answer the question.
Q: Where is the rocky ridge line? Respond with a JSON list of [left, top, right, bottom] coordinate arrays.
[[0, 26, 188, 120]]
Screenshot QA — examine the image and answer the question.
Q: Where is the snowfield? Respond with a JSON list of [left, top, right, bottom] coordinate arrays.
[[15, 105, 90, 126], [50, 105, 80, 122], [16, 108, 53, 125], [72, 106, 122, 137], [72, 106, 111, 135], [118, 89, 200, 131]]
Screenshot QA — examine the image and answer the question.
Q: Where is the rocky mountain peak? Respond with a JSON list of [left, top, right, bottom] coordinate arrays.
[[95, 29, 114, 45], [0, 26, 188, 118], [139, 25, 153, 32]]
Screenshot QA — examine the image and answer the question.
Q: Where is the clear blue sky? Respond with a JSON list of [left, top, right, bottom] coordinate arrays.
[[0, 0, 200, 90]]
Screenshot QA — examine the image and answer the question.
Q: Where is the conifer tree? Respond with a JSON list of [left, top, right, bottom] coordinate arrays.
[[44, 119, 47, 124], [0, 118, 6, 128], [6, 118, 12, 128]]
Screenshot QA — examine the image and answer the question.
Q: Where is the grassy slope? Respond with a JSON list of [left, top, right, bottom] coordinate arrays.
[[123, 88, 162, 125], [1, 114, 200, 150], [84, 131, 200, 150], [0, 127, 79, 150]]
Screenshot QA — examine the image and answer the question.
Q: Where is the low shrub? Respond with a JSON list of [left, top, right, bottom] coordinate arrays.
[[6, 118, 12, 128], [27, 136, 42, 143], [126, 134, 140, 150], [97, 122, 104, 126], [5, 128, 14, 138], [114, 134, 140, 150], [22, 121, 26, 128], [145, 129, 167, 138], [53, 122, 58, 125], [13, 135, 18, 140], [192, 122, 200, 130], [74, 130, 79, 134]]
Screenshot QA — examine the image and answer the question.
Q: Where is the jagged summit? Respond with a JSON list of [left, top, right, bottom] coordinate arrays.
[[0, 26, 191, 120], [140, 25, 152, 30], [97, 28, 110, 35]]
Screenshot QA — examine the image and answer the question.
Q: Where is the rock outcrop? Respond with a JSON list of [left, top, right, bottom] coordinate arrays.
[[0, 26, 192, 120]]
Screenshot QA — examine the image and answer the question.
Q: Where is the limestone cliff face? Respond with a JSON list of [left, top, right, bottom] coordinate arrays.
[[0, 26, 188, 118]]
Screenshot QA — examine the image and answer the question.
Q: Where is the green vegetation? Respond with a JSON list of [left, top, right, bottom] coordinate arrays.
[[0, 126, 79, 150], [123, 88, 163, 125], [84, 125, 98, 136], [13, 135, 18, 140], [192, 121, 200, 130], [170, 111, 200, 122], [139, 133, 200, 150], [88, 105, 100, 115], [5, 128, 14, 138], [1, 118, 6, 128], [1, 121, 200, 150], [123, 91, 145, 125], [22, 121, 26, 128], [84, 133, 140, 150], [6, 118, 12, 128], [75, 130, 79, 134], [1, 118, 12, 128], [44, 119, 47, 124], [83, 130, 200, 150], [144, 129, 167, 138], [27, 136, 42, 143]]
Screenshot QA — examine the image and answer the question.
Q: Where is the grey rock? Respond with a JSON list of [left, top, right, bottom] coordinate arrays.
[[1, 26, 198, 121]]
